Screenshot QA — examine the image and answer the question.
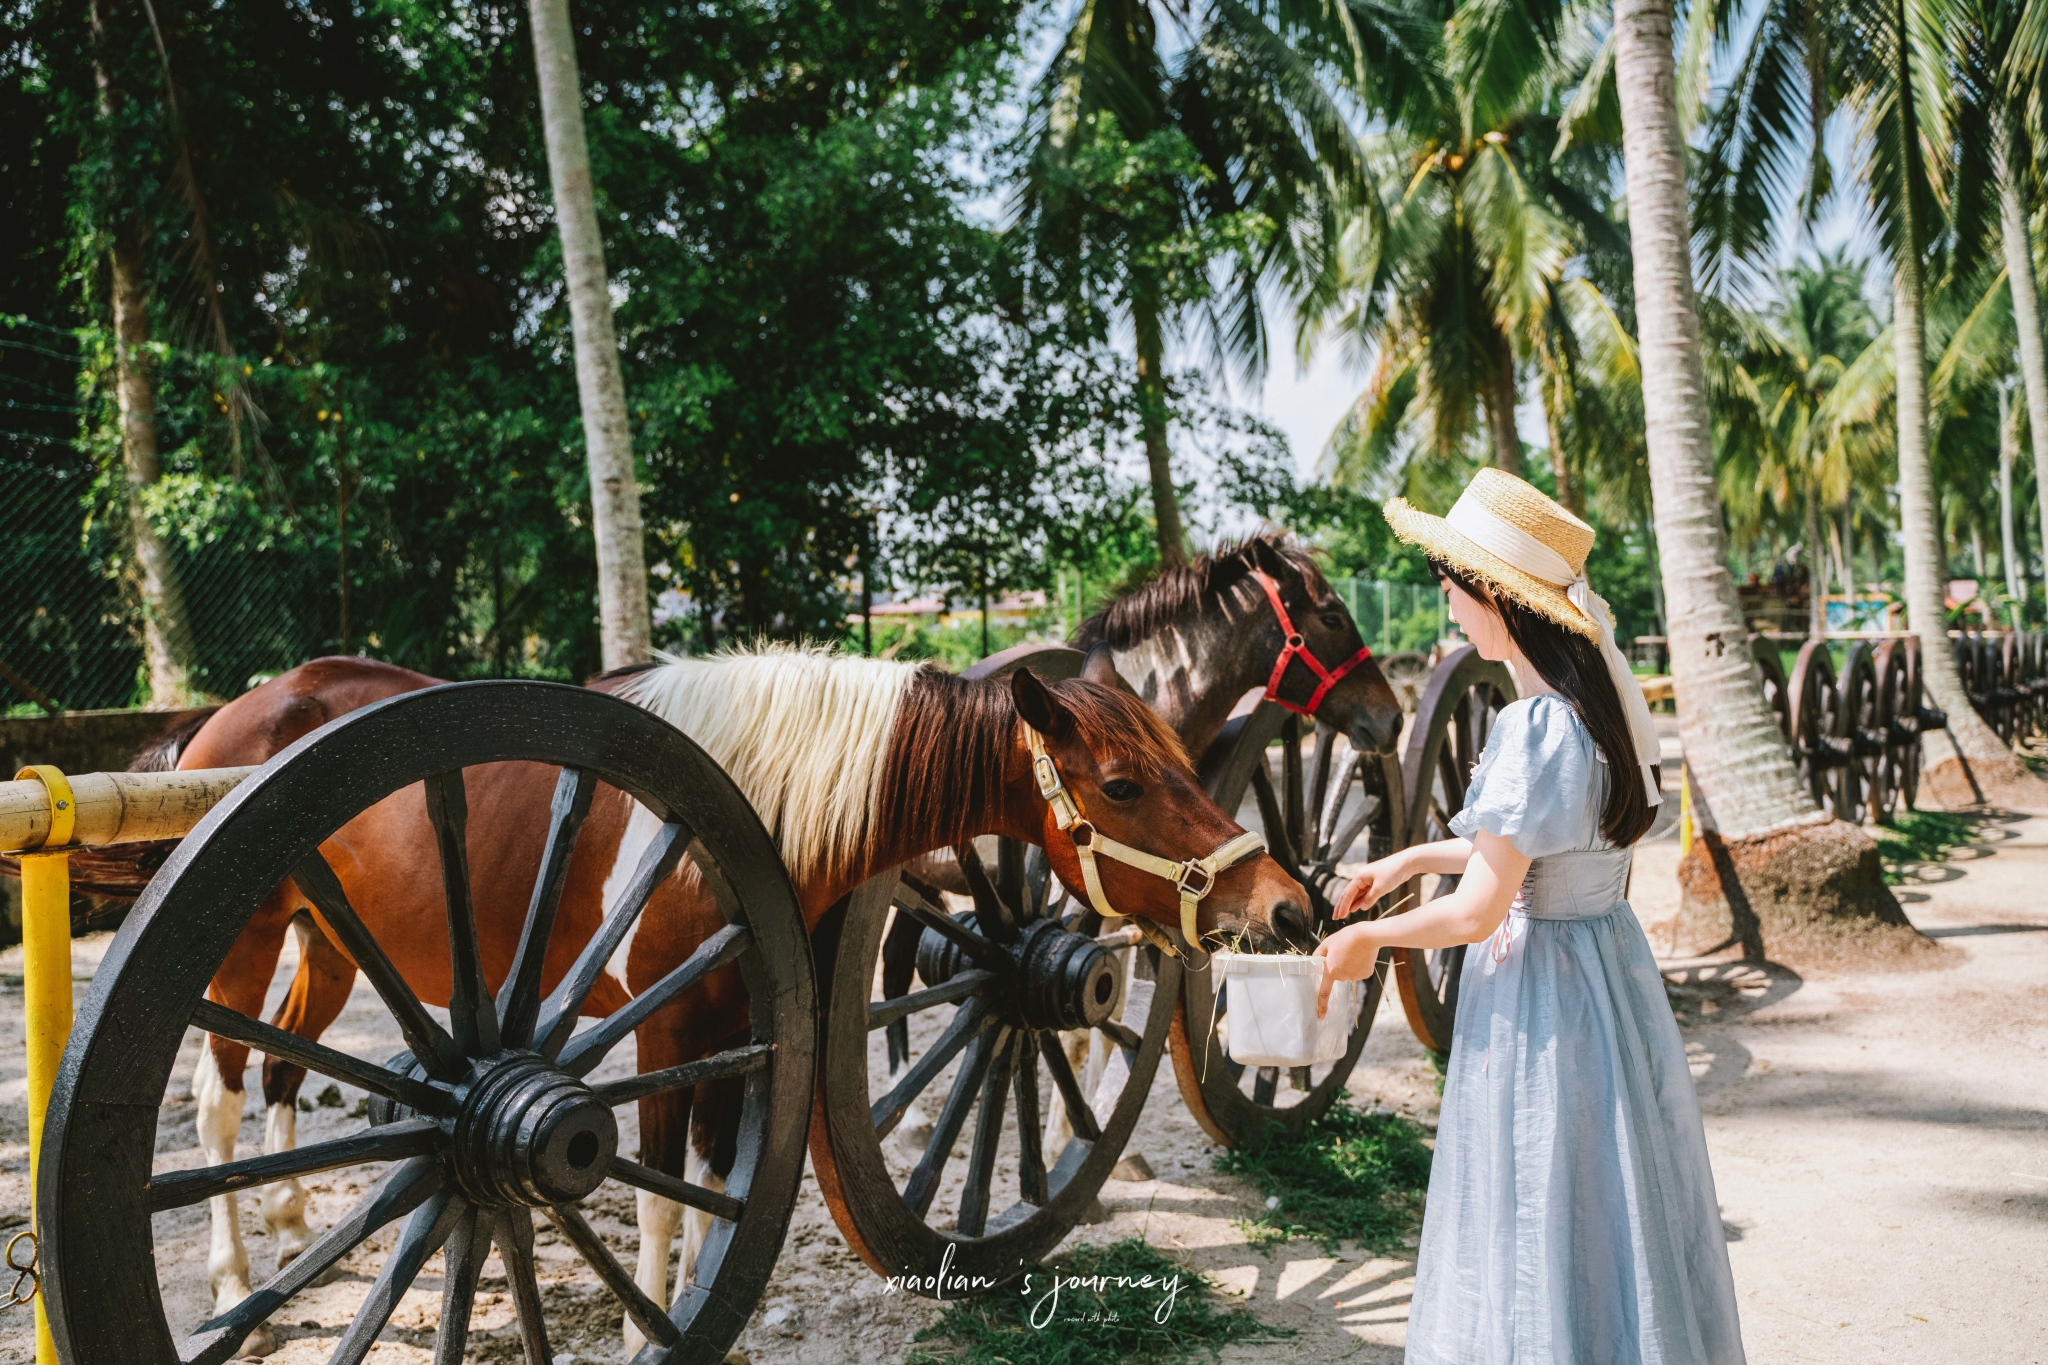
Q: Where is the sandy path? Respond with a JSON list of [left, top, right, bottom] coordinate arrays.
[[1, 798, 2043, 1363]]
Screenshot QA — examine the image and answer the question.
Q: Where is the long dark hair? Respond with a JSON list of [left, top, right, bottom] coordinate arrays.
[[1433, 559, 1653, 847]]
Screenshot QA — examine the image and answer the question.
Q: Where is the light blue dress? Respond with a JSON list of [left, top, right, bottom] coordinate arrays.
[[1405, 695, 1746, 1365]]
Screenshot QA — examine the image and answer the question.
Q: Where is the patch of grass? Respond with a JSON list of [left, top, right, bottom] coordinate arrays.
[[1212, 1095, 1433, 1255], [1875, 810, 1980, 884], [902, 1237, 1287, 1365]]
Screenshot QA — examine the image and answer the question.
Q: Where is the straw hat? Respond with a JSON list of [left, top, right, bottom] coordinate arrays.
[[1383, 468, 1603, 641]]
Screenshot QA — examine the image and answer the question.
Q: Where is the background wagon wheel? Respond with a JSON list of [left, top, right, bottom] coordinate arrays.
[[1165, 701, 1401, 1149], [1753, 641, 1794, 745], [1837, 641, 1886, 825], [807, 644, 1175, 1292], [1789, 639, 1852, 818], [39, 682, 815, 1365], [1871, 639, 1913, 824], [1395, 645, 1516, 1055]]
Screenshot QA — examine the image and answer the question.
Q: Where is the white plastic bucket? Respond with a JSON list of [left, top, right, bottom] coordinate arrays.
[[1211, 952, 1356, 1068]]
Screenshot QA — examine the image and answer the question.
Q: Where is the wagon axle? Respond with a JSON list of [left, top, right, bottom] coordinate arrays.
[[912, 912, 1123, 1033]]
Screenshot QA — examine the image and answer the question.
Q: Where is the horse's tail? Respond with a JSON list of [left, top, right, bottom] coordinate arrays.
[[129, 705, 224, 772]]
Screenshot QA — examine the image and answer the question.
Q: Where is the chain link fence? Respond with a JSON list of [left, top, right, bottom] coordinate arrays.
[[1, 457, 329, 714], [1332, 578, 1449, 656]]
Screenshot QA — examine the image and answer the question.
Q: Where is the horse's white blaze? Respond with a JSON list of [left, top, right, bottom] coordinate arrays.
[[627, 1188, 684, 1357], [600, 797, 670, 996], [259, 1101, 315, 1265], [194, 1045, 253, 1312], [619, 644, 915, 883]]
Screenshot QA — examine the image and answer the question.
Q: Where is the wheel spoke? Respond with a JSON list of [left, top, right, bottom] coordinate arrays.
[[1251, 1067, 1278, 1106], [996, 838, 1027, 920], [866, 969, 997, 1032], [493, 1210, 553, 1365], [1320, 792, 1380, 874], [1250, 762, 1299, 871], [873, 996, 994, 1139], [1035, 1030, 1101, 1143], [1282, 714, 1306, 859], [903, 1024, 998, 1218], [434, 1206, 487, 1365], [543, 1204, 681, 1348], [956, 1028, 1016, 1237], [595, 1043, 772, 1106], [327, 1191, 468, 1365], [1307, 725, 1337, 850], [500, 767, 597, 1047], [533, 818, 690, 1057], [610, 1156, 747, 1222], [190, 999, 451, 1116], [180, 1158, 441, 1365], [1024, 844, 1054, 920], [1013, 1033, 1046, 1205], [148, 1119, 440, 1212], [558, 922, 751, 1075], [293, 850, 466, 1081], [892, 880, 1005, 968], [953, 841, 1017, 941], [425, 769, 498, 1057], [1099, 1017, 1142, 1053]]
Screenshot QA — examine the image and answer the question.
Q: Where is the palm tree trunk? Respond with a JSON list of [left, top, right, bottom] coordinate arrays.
[[1893, 193, 2034, 799], [2000, 384, 2021, 614], [1539, 358, 1579, 513], [1996, 122, 2048, 616], [93, 0, 195, 708], [528, 0, 650, 669], [1132, 297, 1188, 569], [1482, 337, 1522, 475], [1612, 0, 1906, 954], [1807, 492, 1827, 639]]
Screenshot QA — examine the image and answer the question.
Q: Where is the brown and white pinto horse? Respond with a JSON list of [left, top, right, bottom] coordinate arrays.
[[170, 644, 1305, 1352]]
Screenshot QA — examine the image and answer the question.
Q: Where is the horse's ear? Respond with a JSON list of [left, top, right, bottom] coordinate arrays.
[[1080, 642, 1118, 688], [1011, 667, 1074, 740], [1244, 535, 1291, 580]]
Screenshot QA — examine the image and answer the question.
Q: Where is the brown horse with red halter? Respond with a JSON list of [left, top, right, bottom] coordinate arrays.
[[159, 646, 1305, 1352]]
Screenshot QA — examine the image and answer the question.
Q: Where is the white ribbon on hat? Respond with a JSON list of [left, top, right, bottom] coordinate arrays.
[[1444, 493, 1664, 808]]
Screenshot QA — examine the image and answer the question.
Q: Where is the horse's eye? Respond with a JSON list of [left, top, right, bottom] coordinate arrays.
[[1319, 612, 1345, 630], [1100, 779, 1144, 803]]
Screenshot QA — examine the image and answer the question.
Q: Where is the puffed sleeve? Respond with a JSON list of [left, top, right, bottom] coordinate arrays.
[[1447, 696, 1606, 857]]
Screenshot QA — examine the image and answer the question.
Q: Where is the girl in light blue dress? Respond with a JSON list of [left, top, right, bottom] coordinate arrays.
[[1315, 469, 1746, 1365]]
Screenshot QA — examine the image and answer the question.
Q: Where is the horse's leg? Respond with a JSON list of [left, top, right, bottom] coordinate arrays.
[[257, 914, 358, 1269], [676, 1073, 742, 1291], [627, 1080, 691, 1358], [195, 895, 293, 1356]]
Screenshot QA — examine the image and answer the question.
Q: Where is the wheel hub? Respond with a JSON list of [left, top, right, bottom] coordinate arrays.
[[450, 1052, 618, 1207], [916, 913, 1121, 1032], [370, 1048, 618, 1208]]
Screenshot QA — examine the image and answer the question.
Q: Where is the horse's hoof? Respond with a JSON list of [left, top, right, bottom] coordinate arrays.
[[237, 1322, 277, 1357], [725, 1351, 752, 1364]]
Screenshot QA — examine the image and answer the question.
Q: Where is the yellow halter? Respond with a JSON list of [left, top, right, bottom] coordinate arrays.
[[1023, 724, 1265, 968]]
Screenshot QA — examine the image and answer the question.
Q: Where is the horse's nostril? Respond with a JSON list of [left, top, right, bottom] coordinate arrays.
[[1273, 899, 1313, 943]]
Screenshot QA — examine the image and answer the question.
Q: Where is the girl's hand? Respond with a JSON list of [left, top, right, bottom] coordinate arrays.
[[1313, 923, 1379, 1018], [1333, 855, 1404, 920]]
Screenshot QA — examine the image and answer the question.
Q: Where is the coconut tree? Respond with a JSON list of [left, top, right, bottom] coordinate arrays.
[[1014, 0, 1435, 567], [1945, 0, 2048, 621], [1610, 0, 1906, 948], [1310, 0, 1631, 487], [528, 0, 650, 668], [1692, 0, 2045, 799]]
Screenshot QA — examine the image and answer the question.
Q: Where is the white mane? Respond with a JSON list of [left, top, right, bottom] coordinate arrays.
[[617, 643, 918, 882]]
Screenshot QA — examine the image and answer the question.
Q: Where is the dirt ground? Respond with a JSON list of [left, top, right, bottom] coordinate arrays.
[[1, 774, 2044, 1363]]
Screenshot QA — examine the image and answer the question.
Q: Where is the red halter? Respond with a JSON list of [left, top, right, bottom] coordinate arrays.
[[1250, 569, 1375, 717]]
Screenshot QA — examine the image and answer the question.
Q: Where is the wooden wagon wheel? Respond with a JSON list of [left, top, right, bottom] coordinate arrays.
[[1871, 638, 1913, 823], [807, 645, 1174, 1291], [39, 682, 816, 1365], [1394, 645, 1516, 1055], [1753, 642, 1794, 744], [1164, 702, 1400, 1148], [1788, 639, 1854, 818], [1837, 641, 1888, 825]]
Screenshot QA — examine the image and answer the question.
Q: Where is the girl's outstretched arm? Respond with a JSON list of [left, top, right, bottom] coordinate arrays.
[[1331, 838, 1476, 919], [1313, 829, 1531, 1018]]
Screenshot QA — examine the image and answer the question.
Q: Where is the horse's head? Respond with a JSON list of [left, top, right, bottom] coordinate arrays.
[[1009, 653, 1314, 954], [1242, 538, 1404, 756]]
